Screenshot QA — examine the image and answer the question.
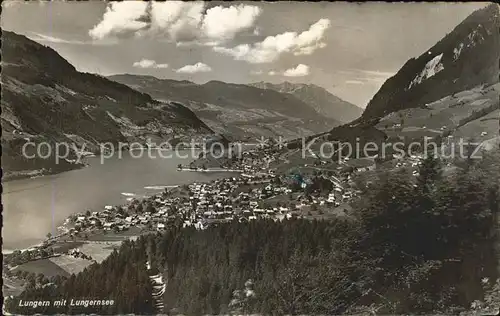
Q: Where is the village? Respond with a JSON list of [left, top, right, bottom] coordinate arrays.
[[60, 139, 433, 239], [3, 139, 434, 300], [62, 168, 356, 237]]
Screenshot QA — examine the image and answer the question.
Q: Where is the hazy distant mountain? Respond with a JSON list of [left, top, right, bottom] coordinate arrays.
[[1, 31, 211, 180], [249, 81, 363, 123], [362, 3, 499, 119], [108, 75, 341, 140]]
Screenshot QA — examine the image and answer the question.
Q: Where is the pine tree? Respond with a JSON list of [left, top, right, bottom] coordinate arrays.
[[416, 153, 442, 193]]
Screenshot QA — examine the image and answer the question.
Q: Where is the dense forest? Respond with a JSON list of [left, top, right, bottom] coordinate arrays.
[[5, 150, 500, 315], [4, 238, 155, 315]]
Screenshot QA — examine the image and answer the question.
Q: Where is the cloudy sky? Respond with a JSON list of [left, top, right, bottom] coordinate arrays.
[[1, 1, 490, 107]]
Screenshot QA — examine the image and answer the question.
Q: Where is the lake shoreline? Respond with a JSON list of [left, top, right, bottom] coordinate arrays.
[[3, 151, 239, 251], [2, 163, 86, 183], [3, 174, 207, 255], [177, 167, 244, 173], [1, 146, 205, 183]]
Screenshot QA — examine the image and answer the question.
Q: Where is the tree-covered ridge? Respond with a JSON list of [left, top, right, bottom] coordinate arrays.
[[5, 151, 500, 315]]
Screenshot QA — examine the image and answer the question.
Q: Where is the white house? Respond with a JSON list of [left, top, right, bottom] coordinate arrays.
[[157, 223, 166, 231], [194, 220, 206, 230], [275, 214, 286, 222], [103, 222, 115, 230]]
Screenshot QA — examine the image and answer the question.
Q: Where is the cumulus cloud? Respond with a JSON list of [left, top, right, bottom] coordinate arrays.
[[265, 64, 310, 77], [89, 1, 149, 40], [176, 62, 212, 74], [213, 44, 251, 59], [90, 1, 261, 45], [283, 64, 310, 77], [133, 59, 169, 69], [148, 1, 204, 42], [213, 18, 330, 63], [201, 5, 261, 42]]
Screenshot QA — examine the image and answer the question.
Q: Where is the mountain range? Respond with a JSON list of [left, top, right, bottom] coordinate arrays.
[[3, 4, 498, 179], [108, 75, 349, 140], [249, 81, 362, 123], [1, 31, 211, 180], [322, 3, 499, 155], [1, 30, 346, 180]]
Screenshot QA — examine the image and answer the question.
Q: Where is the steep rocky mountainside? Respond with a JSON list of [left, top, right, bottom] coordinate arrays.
[[249, 81, 362, 123], [108, 75, 340, 140], [286, 4, 499, 160], [1, 31, 211, 180], [362, 3, 499, 120]]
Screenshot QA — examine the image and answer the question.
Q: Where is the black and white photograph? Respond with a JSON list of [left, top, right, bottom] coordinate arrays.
[[1, 1, 500, 315]]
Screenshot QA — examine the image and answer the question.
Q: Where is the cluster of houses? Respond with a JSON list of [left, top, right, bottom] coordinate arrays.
[[63, 172, 298, 236], [68, 248, 93, 261], [326, 187, 352, 206], [62, 144, 366, 239], [186, 176, 297, 225], [304, 184, 357, 207], [393, 154, 424, 177], [70, 205, 137, 233], [230, 150, 279, 176]]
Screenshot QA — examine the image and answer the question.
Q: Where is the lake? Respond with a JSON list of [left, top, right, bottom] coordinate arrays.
[[2, 150, 237, 251]]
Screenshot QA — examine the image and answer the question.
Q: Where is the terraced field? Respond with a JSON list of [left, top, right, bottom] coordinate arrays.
[[15, 257, 70, 278], [48, 255, 92, 275], [452, 109, 498, 138], [377, 83, 499, 142]]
